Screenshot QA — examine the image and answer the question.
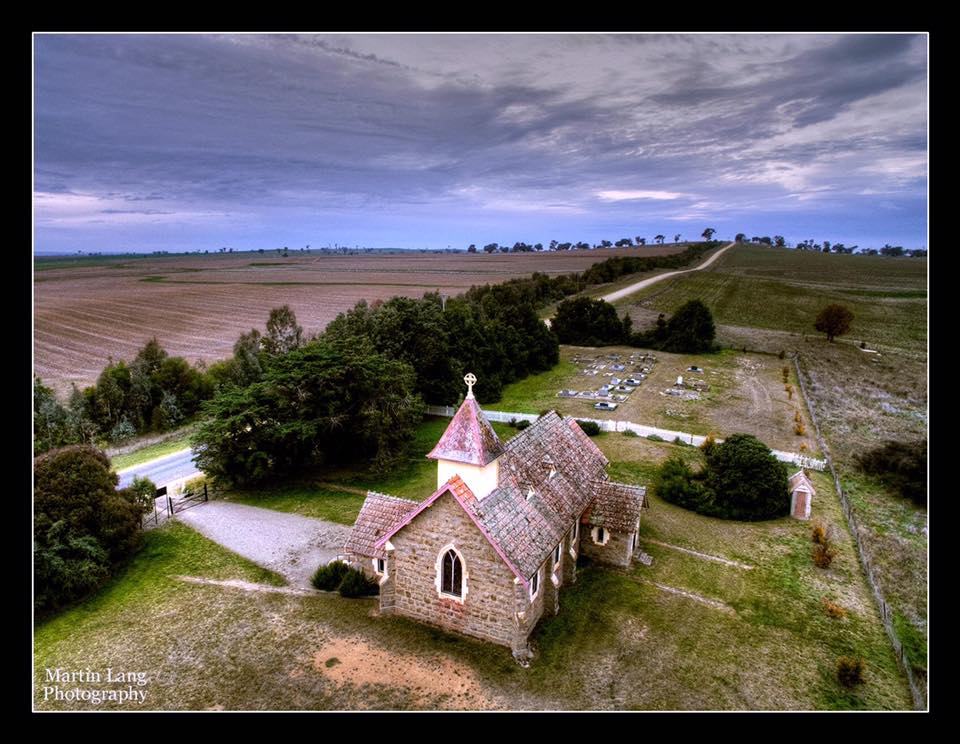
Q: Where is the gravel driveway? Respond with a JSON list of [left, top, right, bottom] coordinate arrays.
[[176, 501, 353, 588]]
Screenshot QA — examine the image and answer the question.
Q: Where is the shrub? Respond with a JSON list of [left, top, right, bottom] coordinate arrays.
[[338, 566, 380, 597], [109, 419, 137, 443], [34, 445, 144, 612], [813, 542, 836, 568], [700, 433, 718, 456], [622, 429, 638, 437], [822, 598, 847, 619], [811, 521, 828, 545], [855, 440, 927, 506], [778, 350, 786, 360], [782, 366, 790, 383], [701, 434, 789, 521], [515, 419, 531, 430], [836, 656, 865, 687], [795, 422, 806, 436], [576, 420, 601, 436], [647, 434, 665, 442], [656, 456, 712, 513], [673, 436, 691, 447], [785, 384, 793, 400], [311, 560, 350, 591]]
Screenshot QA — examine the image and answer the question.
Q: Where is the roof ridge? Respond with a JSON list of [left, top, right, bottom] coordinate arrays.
[[365, 490, 420, 504]]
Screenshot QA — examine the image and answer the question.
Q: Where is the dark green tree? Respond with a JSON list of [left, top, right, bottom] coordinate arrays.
[[661, 300, 716, 353], [192, 338, 425, 486], [552, 297, 630, 346], [814, 304, 854, 342], [702, 434, 789, 520], [34, 445, 144, 612], [262, 305, 305, 356]]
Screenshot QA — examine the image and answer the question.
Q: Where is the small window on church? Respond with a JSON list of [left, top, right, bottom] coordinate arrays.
[[530, 569, 540, 600], [376, 558, 385, 574], [596, 527, 606, 544], [553, 543, 561, 566], [572, 520, 579, 541], [441, 549, 462, 597]]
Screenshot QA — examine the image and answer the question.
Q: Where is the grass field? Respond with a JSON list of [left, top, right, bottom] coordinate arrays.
[[494, 345, 819, 454], [34, 431, 913, 710], [110, 432, 195, 472], [612, 242, 928, 687]]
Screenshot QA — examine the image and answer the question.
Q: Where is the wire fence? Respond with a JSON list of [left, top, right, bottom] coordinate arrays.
[[793, 356, 926, 710]]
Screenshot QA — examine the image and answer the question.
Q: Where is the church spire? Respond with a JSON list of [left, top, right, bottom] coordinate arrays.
[[427, 374, 504, 499]]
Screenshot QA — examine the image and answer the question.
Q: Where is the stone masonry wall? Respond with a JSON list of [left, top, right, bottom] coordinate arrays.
[[388, 493, 524, 649], [580, 527, 634, 567]]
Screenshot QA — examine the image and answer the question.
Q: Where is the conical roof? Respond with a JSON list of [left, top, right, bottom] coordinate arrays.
[[427, 396, 504, 466]]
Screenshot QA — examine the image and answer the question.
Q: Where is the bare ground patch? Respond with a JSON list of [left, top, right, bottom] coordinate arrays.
[[309, 636, 502, 710]]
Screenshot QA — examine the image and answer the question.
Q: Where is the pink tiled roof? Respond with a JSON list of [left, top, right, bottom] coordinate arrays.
[[426, 397, 504, 466], [349, 409, 647, 586], [344, 491, 419, 560], [788, 470, 816, 494], [582, 481, 645, 533]]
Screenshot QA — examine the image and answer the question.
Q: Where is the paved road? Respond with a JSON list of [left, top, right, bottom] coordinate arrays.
[[116, 448, 200, 489], [599, 241, 736, 303], [176, 501, 353, 588]]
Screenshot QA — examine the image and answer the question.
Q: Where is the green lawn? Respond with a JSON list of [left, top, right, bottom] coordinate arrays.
[[111, 432, 195, 472], [222, 417, 517, 524]]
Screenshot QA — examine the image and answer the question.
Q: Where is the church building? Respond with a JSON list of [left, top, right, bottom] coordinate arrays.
[[344, 374, 646, 660]]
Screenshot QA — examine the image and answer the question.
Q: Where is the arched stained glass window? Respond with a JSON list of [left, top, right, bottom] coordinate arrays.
[[441, 549, 462, 597]]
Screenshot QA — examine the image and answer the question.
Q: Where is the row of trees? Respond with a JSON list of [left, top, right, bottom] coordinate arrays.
[[467, 229, 718, 254], [734, 234, 925, 256], [33, 306, 310, 455], [552, 297, 717, 354]]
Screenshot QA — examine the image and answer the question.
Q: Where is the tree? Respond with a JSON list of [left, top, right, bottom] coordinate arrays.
[[674, 234, 681, 243], [702, 227, 716, 241], [467, 244, 477, 253], [34, 445, 145, 612], [814, 304, 854, 342], [655, 235, 665, 244], [774, 236, 785, 247], [735, 233, 746, 243], [702, 434, 789, 520], [659, 300, 716, 353], [192, 339, 425, 486], [551, 297, 630, 346], [262, 305, 305, 356]]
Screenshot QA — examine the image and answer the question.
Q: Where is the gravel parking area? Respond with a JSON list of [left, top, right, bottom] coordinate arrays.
[[176, 501, 353, 588]]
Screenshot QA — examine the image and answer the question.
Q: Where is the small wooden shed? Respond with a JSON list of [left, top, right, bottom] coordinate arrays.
[[788, 469, 816, 520]]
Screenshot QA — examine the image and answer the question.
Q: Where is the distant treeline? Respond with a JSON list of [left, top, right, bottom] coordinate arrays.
[[34, 241, 721, 461]]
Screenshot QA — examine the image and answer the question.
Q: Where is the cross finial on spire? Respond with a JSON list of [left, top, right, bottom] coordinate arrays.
[[464, 372, 477, 399]]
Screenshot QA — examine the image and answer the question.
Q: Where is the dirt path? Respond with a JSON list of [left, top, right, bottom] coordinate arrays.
[[176, 501, 352, 588], [599, 242, 736, 303]]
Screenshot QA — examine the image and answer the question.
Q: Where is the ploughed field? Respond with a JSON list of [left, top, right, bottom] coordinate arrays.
[[34, 246, 681, 396]]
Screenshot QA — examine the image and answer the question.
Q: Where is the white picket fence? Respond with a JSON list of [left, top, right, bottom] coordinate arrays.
[[424, 405, 826, 471]]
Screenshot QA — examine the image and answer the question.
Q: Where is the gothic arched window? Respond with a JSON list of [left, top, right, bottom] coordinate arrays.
[[441, 549, 463, 597]]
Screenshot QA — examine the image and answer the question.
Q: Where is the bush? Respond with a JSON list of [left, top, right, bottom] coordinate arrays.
[[338, 566, 380, 597], [673, 436, 691, 447], [811, 521, 828, 545], [515, 419, 531, 430], [575, 420, 601, 436], [701, 434, 789, 521], [622, 429, 638, 437], [813, 542, 836, 568], [109, 419, 137, 443], [822, 598, 847, 619], [836, 656, 865, 687], [311, 560, 350, 591], [814, 304, 854, 342], [855, 440, 927, 506], [647, 434, 665, 442], [34, 445, 144, 612]]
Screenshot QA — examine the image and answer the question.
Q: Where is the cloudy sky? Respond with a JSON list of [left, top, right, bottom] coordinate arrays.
[[34, 33, 928, 253]]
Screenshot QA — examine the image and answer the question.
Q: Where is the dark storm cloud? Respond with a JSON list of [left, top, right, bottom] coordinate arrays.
[[34, 33, 927, 251]]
